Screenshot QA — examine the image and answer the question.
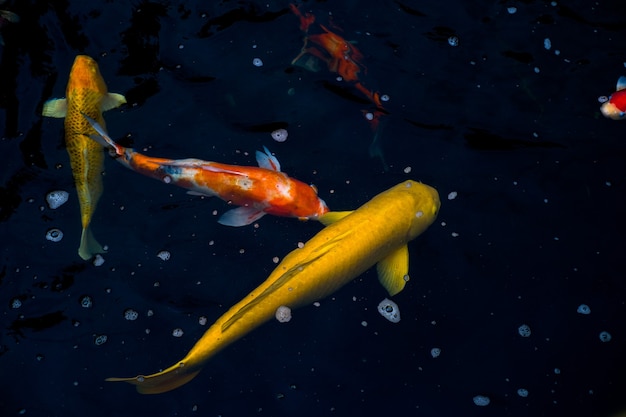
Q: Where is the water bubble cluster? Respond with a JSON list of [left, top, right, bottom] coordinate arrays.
[[275, 305, 292, 323], [124, 309, 139, 321], [448, 36, 459, 47], [93, 254, 105, 267], [576, 304, 591, 314], [377, 298, 401, 323], [517, 388, 529, 397], [94, 335, 108, 346], [172, 328, 184, 337], [46, 190, 69, 209], [11, 298, 22, 309], [430, 347, 441, 358]]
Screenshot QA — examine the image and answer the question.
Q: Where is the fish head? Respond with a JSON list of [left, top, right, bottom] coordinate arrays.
[[601, 90, 626, 120], [66, 55, 108, 96], [402, 180, 441, 240], [282, 180, 330, 220]]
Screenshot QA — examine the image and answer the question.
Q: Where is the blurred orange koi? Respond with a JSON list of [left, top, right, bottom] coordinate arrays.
[[290, 3, 384, 109], [84, 115, 329, 226]]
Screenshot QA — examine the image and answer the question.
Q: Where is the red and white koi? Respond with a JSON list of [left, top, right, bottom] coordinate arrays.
[[600, 76, 626, 120]]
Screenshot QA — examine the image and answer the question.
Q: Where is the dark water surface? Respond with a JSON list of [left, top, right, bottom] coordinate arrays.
[[1, 1, 625, 416]]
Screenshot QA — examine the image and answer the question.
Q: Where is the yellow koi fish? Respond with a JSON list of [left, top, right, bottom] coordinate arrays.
[[107, 180, 440, 394], [42, 55, 126, 260]]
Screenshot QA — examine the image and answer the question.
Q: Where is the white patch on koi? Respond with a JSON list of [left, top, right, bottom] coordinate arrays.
[[237, 178, 253, 190]]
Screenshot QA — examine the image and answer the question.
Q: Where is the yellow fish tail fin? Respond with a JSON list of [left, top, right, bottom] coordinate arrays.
[[78, 226, 105, 260], [107, 366, 202, 395]]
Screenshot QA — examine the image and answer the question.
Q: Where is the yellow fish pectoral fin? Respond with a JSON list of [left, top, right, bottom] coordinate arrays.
[[106, 364, 202, 395], [319, 210, 353, 226], [376, 245, 410, 296], [78, 226, 105, 260], [42, 98, 68, 118], [101, 92, 127, 111]]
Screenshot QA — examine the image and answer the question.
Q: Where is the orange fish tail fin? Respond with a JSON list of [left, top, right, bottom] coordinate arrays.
[[107, 365, 202, 395], [78, 226, 105, 260]]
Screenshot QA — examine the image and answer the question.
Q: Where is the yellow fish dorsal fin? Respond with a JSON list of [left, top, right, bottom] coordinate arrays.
[[42, 98, 68, 118], [319, 210, 353, 226], [376, 245, 409, 296], [101, 92, 127, 112]]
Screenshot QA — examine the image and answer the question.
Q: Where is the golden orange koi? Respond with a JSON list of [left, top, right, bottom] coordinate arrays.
[[42, 55, 126, 260], [84, 115, 328, 226], [105, 180, 440, 393]]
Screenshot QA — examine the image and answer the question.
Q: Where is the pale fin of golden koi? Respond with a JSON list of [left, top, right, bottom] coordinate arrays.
[[106, 366, 202, 395], [78, 226, 105, 261], [255, 146, 281, 171], [100, 92, 127, 111], [319, 211, 353, 226], [218, 206, 266, 227], [42, 98, 68, 118], [376, 245, 409, 296]]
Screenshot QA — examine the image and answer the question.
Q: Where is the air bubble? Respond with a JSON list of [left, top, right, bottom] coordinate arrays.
[[448, 36, 459, 47], [80, 295, 93, 308], [518, 324, 531, 337], [46, 228, 63, 242], [473, 395, 490, 406], [599, 331, 612, 342], [517, 388, 529, 397], [11, 298, 22, 309], [430, 347, 441, 358], [252, 58, 263, 67], [377, 298, 401, 323], [576, 304, 591, 314], [271, 129, 288, 142], [172, 328, 184, 337]]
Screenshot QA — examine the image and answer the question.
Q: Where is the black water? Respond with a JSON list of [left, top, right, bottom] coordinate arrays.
[[1, 1, 625, 416]]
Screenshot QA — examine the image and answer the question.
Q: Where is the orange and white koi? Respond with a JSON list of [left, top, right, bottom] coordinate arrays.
[[42, 55, 126, 260], [84, 115, 329, 226], [600, 76, 626, 120]]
